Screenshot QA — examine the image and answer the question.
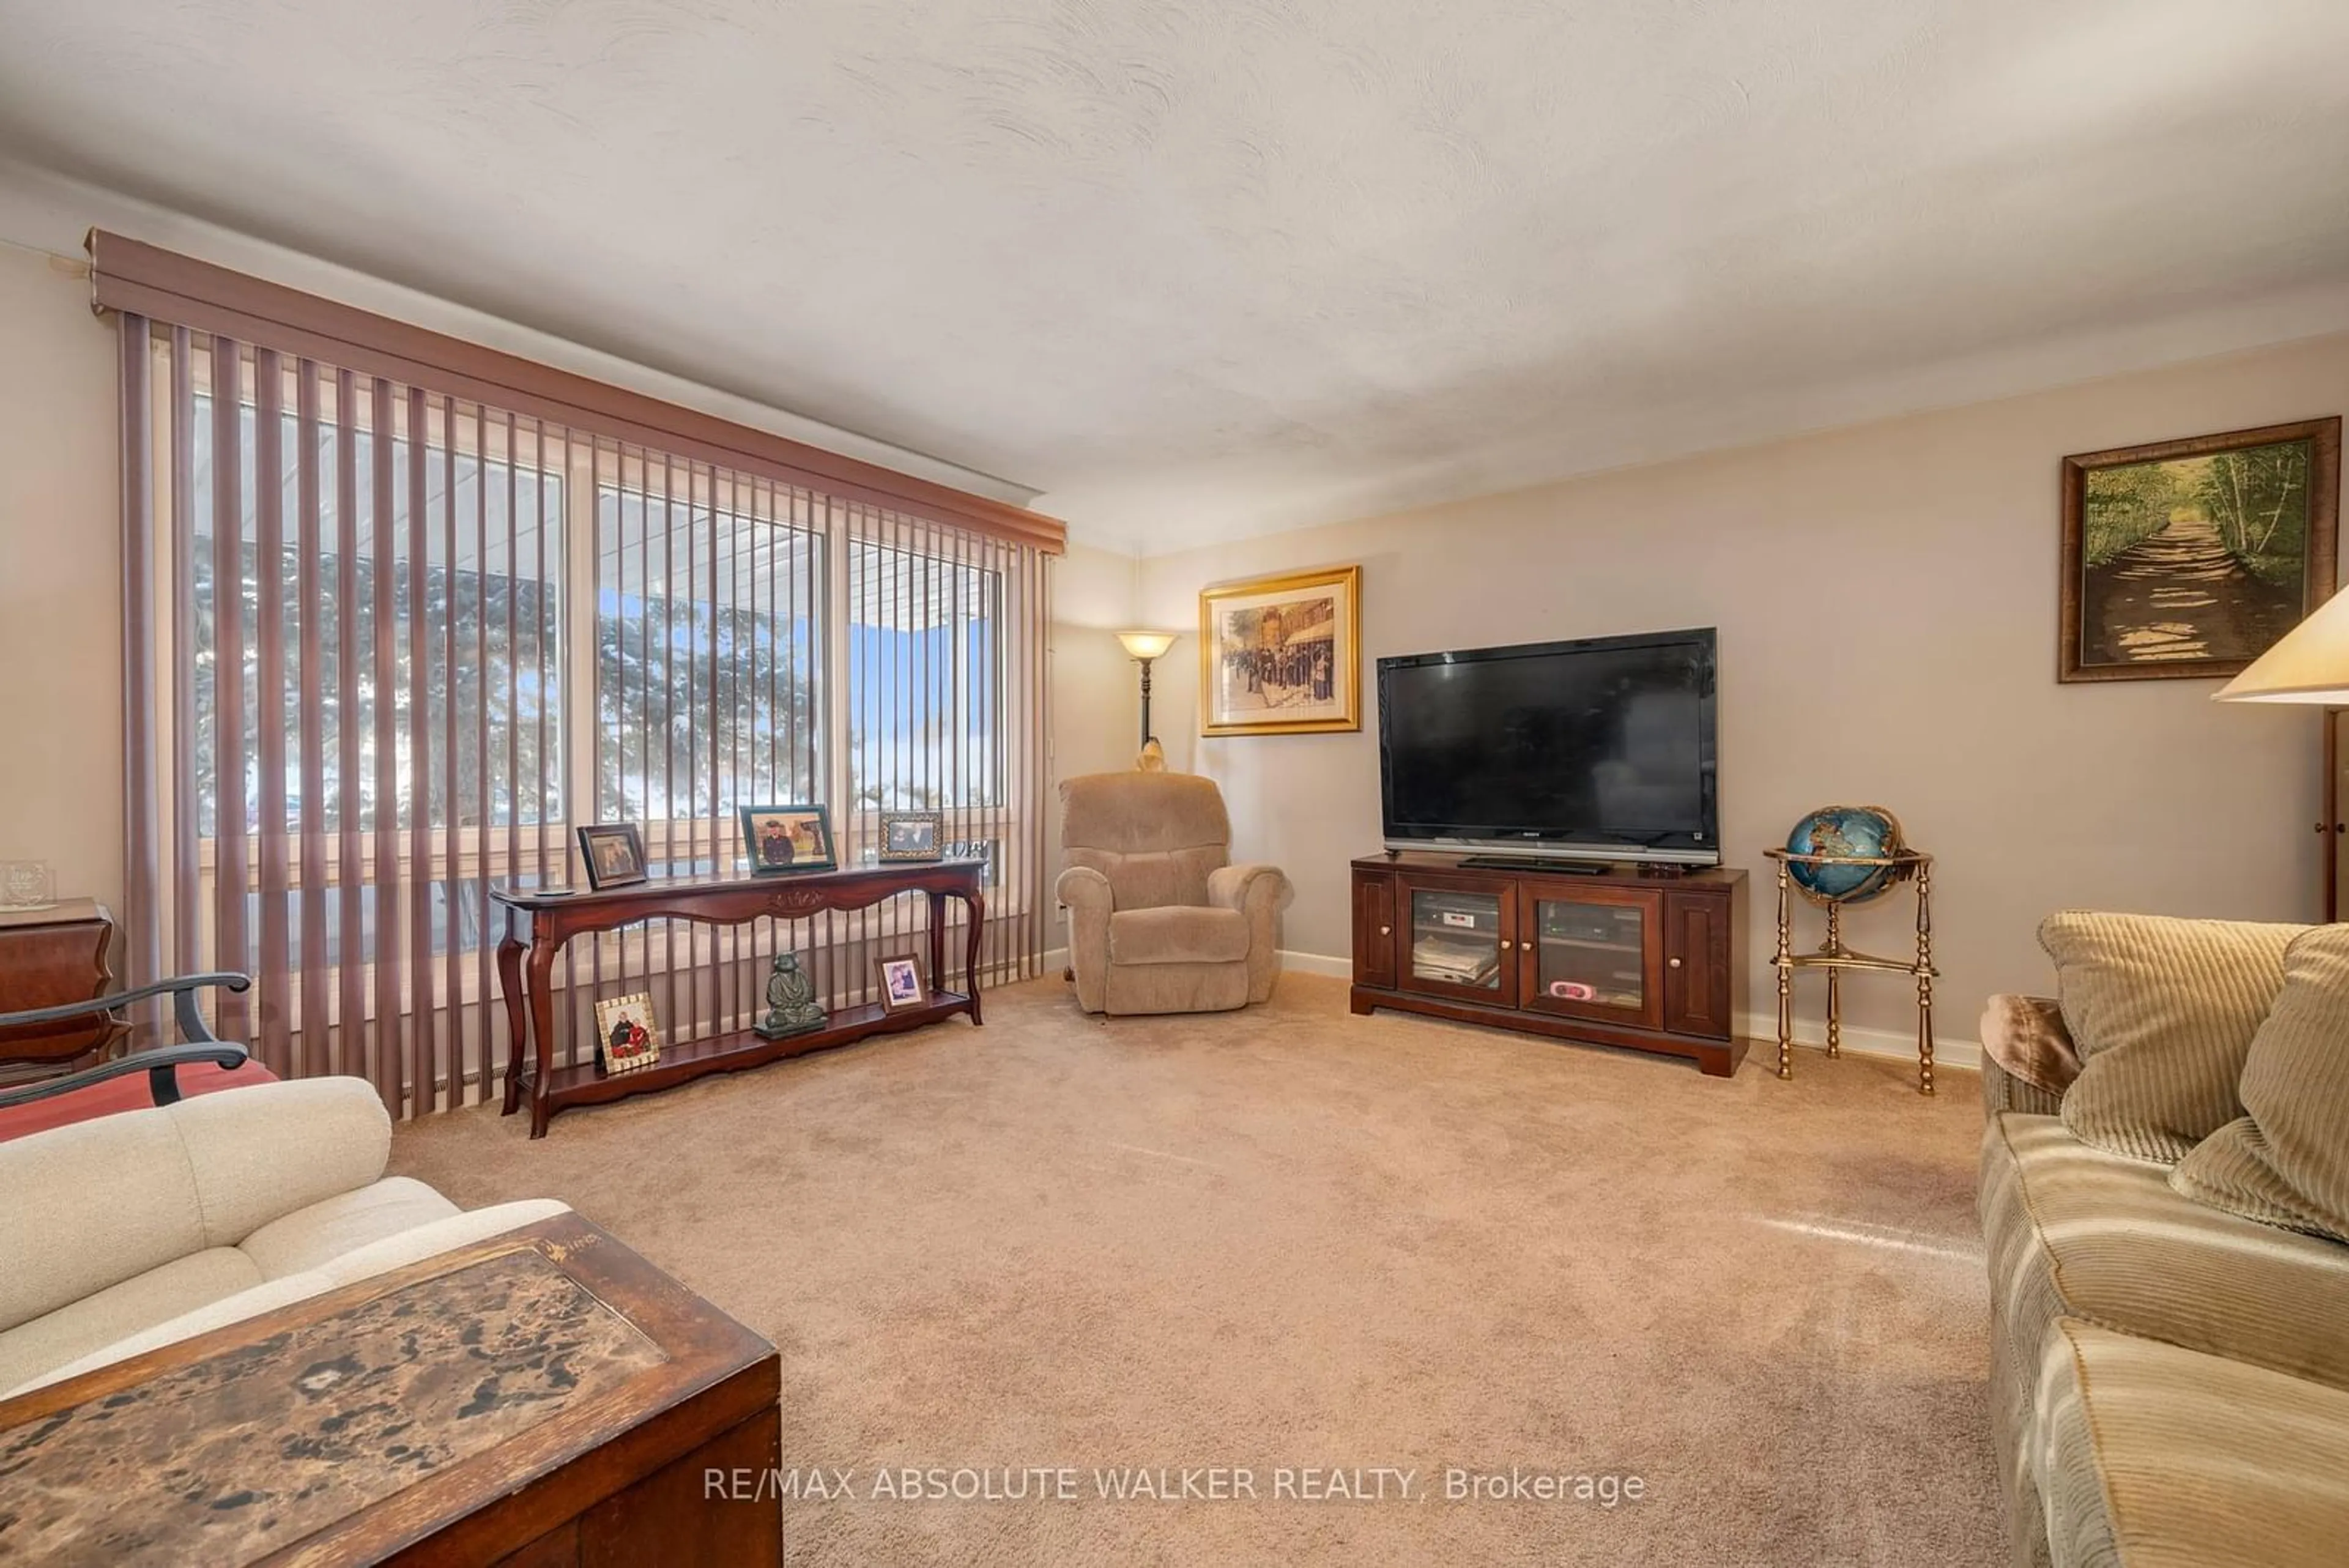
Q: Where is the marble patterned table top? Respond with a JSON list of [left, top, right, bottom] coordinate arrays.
[[0, 1246, 667, 1565]]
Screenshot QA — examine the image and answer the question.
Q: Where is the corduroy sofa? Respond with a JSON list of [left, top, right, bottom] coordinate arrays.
[[0, 1075, 565, 1398], [1980, 965, 2349, 1568]]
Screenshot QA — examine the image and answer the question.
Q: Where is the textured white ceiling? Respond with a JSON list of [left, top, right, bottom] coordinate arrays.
[[3, 1, 2348, 554]]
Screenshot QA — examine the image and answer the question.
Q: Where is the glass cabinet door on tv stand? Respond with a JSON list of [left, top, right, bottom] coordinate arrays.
[[1517, 882, 1665, 1031], [1396, 872, 1519, 1006]]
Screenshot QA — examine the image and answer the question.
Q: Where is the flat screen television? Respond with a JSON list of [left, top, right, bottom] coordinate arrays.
[[1377, 628, 1718, 864]]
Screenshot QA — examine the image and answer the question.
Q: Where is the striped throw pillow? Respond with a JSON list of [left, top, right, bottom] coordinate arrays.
[[2041, 912, 2307, 1164], [2169, 924, 2349, 1243]]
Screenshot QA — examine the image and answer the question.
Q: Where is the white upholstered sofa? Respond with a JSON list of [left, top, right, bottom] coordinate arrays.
[[0, 1076, 563, 1398]]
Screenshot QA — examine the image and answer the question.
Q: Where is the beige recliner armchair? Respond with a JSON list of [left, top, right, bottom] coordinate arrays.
[[1056, 771, 1291, 1015]]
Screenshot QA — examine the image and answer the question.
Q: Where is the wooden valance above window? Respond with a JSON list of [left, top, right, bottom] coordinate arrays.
[[85, 229, 1064, 554]]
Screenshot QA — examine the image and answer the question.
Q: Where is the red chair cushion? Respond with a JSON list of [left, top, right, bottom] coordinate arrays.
[[0, 1061, 280, 1145]]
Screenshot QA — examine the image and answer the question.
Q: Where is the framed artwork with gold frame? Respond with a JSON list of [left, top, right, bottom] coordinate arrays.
[[1198, 565, 1362, 736]]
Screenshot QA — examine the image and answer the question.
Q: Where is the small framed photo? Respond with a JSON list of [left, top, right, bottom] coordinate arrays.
[[593, 992, 662, 1076], [874, 952, 929, 1014], [878, 810, 944, 862], [577, 823, 648, 890], [740, 804, 836, 874]]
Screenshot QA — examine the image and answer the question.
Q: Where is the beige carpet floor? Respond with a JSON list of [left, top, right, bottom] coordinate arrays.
[[391, 973, 2000, 1567]]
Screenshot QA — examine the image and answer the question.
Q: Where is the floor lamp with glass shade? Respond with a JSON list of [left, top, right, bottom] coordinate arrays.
[[2215, 589, 2349, 919], [1116, 631, 1178, 750]]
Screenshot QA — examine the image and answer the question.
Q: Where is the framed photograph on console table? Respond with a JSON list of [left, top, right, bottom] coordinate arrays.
[[874, 953, 929, 1014], [576, 823, 648, 890], [1199, 565, 1361, 736], [592, 992, 662, 1076], [2060, 417, 2340, 683], [740, 804, 836, 874], [878, 811, 943, 862]]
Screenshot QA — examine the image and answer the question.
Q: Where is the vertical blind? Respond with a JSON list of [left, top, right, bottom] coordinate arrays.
[[117, 314, 1052, 1118]]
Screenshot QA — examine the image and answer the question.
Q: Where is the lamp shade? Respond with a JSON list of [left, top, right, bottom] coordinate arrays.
[[1116, 630, 1176, 661], [2214, 590, 2349, 704]]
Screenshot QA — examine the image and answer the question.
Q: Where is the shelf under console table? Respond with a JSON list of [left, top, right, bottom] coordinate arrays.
[[492, 861, 986, 1137]]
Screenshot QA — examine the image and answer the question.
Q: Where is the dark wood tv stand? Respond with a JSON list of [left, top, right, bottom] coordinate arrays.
[[1350, 852, 1749, 1077]]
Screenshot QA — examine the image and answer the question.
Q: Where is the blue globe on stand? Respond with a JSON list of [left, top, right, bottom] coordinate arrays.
[[1784, 806, 1906, 905]]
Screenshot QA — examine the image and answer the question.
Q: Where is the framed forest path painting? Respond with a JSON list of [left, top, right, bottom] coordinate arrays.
[[2061, 417, 2339, 682]]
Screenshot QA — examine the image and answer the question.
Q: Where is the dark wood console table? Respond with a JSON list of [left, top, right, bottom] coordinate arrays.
[[493, 861, 985, 1137], [1350, 852, 1748, 1077], [0, 1213, 781, 1566]]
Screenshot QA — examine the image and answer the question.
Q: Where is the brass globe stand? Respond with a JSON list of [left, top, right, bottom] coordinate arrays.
[[1763, 847, 1939, 1095]]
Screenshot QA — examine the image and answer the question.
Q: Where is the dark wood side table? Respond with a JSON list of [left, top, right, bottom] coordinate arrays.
[[0, 1213, 782, 1567], [0, 898, 120, 1080], [492, 860, 987, 1138]]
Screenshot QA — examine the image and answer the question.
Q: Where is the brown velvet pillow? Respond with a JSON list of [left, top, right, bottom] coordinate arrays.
[[1978, 994, 2081, 1098], [2170, 924, 2349, 1243]]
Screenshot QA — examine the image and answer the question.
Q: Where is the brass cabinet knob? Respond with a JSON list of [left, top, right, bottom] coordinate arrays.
[[1379, 925, 1391, 936], [1501, 938, 1515, 950], [1668, 956, 1683, 968]]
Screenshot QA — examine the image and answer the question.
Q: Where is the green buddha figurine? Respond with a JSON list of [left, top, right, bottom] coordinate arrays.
[[754, 949, 828, 1039]]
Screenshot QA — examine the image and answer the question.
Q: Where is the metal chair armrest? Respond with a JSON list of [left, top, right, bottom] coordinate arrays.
[[0, 972, 252, 1044], [0, 1042, 253, 1112]]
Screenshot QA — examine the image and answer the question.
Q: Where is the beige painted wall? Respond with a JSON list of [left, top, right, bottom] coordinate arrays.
[[1046, 543, 1145, 950], [1096, 333, 2349, 1047], [0, 241, 124, 907]]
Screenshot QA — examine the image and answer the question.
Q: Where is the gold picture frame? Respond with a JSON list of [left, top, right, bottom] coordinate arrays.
[[1198, 565, 1362, 736], [877, 810, 944, 862], [592, 991, 662, 1077]]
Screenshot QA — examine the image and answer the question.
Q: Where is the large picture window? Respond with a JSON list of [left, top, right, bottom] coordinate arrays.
[[121, 316, 1053, 1119], [849, 540, 1002, 813], [187, 376, 566, 972]]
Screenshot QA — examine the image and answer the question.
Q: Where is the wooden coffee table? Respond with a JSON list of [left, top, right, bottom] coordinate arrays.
[[0, 1213, 781, 1566]]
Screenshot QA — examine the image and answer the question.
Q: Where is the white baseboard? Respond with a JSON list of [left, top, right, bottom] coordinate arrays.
[[1041, 946, 1980, 1070], [1734, 1011, 1981, 1072], [1031, 946, 1351, 979]]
